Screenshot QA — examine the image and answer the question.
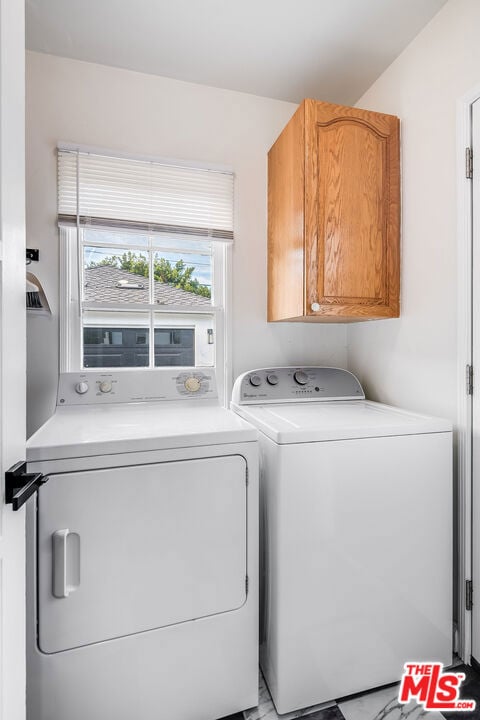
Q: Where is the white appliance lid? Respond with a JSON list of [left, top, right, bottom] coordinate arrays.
[[232, 400, 452, 444], [27, 401, 257, 462]]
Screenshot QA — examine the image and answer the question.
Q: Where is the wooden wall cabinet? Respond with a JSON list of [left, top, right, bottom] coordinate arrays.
[[267, 99, 400, 322]]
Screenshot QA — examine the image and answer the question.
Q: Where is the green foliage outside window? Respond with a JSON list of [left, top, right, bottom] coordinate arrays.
[[87, 251, 211, 298]]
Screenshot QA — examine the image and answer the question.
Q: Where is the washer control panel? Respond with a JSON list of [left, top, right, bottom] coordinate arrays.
[[232, 367, 365, 405], [58, 369, 217, 405]]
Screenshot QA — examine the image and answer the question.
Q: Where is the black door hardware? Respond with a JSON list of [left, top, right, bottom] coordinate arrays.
[[26, 248, 39, 262], [5, 461, 47, 510]]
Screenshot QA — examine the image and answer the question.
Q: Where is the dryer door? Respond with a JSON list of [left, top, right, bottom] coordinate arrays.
[[37, 455, 247, 653]]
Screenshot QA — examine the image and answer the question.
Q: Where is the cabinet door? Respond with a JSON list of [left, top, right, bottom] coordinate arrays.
[[37, 455, 247, 653], [305, 100, 399, 319]]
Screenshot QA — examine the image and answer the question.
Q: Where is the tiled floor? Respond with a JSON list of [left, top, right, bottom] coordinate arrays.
[[244, 673, 337, 720], [231, 664, 480, 720], [442, 665, 480, 720], [338, 683, 442, 720]]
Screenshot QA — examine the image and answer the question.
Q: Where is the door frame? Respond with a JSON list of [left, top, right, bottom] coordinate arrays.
[[0, 1, 27, 717], [456, 83, 480, 663]]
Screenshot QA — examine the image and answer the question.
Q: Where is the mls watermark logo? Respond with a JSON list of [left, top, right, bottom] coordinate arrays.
[[399, 663, 476, 711]]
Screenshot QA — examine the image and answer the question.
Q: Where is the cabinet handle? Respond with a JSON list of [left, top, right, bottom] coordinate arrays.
[[311, 302, 320, 312], [52, 529, 80, 598]]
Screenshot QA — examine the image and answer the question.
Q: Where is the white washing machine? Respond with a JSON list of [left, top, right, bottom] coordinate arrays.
[[231, 366, 453, 715], [25, 369, 258, 720]]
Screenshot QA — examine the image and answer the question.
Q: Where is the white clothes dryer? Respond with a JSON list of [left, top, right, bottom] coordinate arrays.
[[231, 366, 452, 715], [25, 369, 258, 720]]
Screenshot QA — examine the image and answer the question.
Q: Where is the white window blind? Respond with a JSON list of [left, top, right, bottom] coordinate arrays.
[[57, 148, 234, 241]]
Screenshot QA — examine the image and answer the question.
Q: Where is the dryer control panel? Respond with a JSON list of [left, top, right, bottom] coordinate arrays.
[[231, 367, 364, 405], [57, 369, 217, 405]]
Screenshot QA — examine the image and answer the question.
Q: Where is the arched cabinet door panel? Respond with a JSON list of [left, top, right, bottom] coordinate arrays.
[[268, 98, 400, 323]]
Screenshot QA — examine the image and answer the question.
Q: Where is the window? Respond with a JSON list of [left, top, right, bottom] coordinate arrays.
[[76, 227, 217, 369], [58, 147, 232, 398]]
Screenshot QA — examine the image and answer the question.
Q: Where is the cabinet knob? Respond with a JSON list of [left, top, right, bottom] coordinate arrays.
[[311, 302, 320, 312]]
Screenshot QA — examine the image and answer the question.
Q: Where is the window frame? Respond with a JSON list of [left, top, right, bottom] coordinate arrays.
[[59, 226, 230, 404]]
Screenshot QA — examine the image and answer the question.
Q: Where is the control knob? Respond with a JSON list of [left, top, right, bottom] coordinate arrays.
[[99, 381, 112, 394], [184, 377, 201, 393], [75, 381, 89, 395], [266, 373, 279, 386], [249, 374, 262, 387], [294, 370, 309, 385]]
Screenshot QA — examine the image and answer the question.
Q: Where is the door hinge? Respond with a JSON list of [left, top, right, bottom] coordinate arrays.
[[466, 579, 473, 610], [245, 575, 249, 594], [466, 147, 473, 179], [467, 364, 474, 395]]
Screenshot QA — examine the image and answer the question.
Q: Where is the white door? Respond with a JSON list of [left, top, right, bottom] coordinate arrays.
[[472, 96, 480, 663], [0, 0, 27, 718], [36, 456, 247, 653]]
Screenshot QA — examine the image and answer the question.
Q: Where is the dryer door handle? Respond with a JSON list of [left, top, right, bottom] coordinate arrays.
[[52, 529, 80, 598]]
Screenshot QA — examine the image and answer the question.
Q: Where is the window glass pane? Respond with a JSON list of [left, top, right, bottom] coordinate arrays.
[[82, 311, 150, 368], [83, 326, 150, 368], [84, 246, 150, 304], [83, 228, 150, 248], [154, 313, 214, 367], [152, 235, 212, 255], [154, 327, 195, 367], [153, 248, 211, 307]]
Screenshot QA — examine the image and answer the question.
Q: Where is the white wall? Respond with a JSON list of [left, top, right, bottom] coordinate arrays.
[[26, 51, 347, 435], [348, 0, 479, 423]]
